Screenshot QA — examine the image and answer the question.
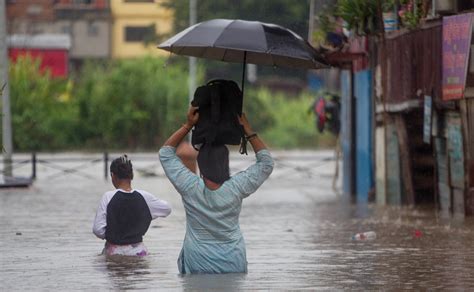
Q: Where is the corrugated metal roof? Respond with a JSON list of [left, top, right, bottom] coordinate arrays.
[[381, 22, 442, 104], [7, 34, 71, 50]]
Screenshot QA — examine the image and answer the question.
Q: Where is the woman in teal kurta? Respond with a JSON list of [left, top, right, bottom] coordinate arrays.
[[159, 107, 273, 274]]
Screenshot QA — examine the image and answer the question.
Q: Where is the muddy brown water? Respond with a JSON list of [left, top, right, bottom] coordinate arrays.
[[1, 151, 473, 290]]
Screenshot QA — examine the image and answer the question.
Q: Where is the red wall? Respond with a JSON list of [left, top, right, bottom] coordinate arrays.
[[9, 48, 69, 78]]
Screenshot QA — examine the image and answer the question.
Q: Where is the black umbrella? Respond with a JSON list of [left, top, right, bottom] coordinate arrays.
[[158, 19, 329, 95]]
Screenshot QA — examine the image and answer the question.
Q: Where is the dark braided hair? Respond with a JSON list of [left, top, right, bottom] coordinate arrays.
[[110, 154, 133, 180]]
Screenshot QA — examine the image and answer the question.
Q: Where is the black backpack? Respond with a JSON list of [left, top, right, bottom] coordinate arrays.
[[191, 79, 247, 154]]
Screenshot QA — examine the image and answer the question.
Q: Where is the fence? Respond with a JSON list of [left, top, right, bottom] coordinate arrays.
[[0, 152, 165, 182], [0, 151, 340, 186]]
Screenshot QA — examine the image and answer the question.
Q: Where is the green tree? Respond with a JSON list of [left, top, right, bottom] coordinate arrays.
[[160, 0, 313, 89], [4, 55, 333, 151], [161, 0, 311, 39], [74, 57, 203, 149], [244, 87, 336, 149], [6, 56, 76, 151]]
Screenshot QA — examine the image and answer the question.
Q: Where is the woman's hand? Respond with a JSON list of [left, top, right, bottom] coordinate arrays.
[[186, 106, 199, 128], [238, 113, 266, 152], [162, 106, 199, 147], [237, 113, 254, 136]]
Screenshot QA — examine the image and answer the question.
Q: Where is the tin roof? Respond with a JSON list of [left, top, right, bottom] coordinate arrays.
[[8, 34, 71, 50]]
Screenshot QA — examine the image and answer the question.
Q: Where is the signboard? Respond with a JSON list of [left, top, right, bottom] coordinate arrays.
[[447, 113, 465, 189], [442, 13, 473, 100], [423, 95, 432, 144]]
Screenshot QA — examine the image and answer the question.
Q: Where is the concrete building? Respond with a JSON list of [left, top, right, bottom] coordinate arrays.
[[54, 0, 111, 63], [110, 0, 173, 58], [6, 0, 112, 71], [8, 34, 71, 78], [6, 0, 55, 34], [6, 0, 174, 66]]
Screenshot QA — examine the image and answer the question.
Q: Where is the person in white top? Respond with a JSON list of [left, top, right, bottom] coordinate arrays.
[[93, 154, 171, 256]]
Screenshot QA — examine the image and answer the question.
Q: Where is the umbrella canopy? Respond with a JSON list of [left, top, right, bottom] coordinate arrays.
[[158, 19, 329, 70]]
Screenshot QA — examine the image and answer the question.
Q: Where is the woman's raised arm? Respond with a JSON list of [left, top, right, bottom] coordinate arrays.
[[163, 106, 199, 147]]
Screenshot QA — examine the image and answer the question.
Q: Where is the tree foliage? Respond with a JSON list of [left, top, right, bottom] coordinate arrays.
[[3, 56, 334, 151], [7, 56, 75, 150], [159, 0, 313, 85], [245, 87, 335, 149], [73, 57, 202, 150], [161, 0, 311, 38]]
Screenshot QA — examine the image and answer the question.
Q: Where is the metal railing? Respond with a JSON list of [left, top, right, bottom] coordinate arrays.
[[0, 152, 164, 181], [0, 151, 339, 183]]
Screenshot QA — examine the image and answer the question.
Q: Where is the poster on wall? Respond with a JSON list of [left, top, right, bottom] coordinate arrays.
[[423, 95, 432, 144], [442, 13, 473, 100], [447, 113, 465, 189]]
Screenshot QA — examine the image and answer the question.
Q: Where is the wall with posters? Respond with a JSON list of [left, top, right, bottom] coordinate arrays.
[[436, 13, 474, 216]]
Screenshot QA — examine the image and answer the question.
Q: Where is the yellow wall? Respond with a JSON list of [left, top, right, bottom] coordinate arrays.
[[111, 0, 173, 58]]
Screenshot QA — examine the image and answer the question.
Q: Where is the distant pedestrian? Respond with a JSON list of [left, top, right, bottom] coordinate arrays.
[[159, 106, 274, 274], [309, 92, 341, 135], [92, 155, 171, 256]]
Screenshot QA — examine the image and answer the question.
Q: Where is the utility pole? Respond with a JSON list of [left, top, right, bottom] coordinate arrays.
[[188, 0, 197, 141], [308, 0, 315, 43], [189, 0, 197, 102], [0, 0, 13, 177]]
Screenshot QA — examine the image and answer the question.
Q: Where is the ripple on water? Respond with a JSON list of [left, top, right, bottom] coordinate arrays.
[[1, 152, 474, 290]]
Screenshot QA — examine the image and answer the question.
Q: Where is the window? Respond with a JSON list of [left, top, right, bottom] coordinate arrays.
[[74, 0, 94, 4], [62, 25, 71, 34], [124, 25, 155, 42], [26, 4, 42, 15], [88, 22, 98, 37]]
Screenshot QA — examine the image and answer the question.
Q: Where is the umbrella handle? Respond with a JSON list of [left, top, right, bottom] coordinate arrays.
[[240, 51, 247, 114]]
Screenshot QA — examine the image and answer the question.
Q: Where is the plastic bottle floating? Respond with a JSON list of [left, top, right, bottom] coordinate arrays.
[[351, 231, 376, 241]]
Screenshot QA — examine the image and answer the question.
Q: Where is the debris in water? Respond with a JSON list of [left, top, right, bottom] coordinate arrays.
[[413, 229, 423, 238], [351, 231, 376, 241]]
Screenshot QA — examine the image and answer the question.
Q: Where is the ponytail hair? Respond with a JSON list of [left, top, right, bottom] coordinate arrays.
[[110, 154, 133, 180]]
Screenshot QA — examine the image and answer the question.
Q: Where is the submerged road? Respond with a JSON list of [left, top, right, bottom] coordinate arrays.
[[1, 150, 474, 290]]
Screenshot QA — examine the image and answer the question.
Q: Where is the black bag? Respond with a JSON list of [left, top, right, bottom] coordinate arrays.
[[191, 79, 247, 153]]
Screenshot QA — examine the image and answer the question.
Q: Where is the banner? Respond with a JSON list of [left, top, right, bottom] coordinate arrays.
[[442, 13, 473, 100]]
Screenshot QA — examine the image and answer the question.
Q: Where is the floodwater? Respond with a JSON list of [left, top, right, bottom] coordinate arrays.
[[1, 150, 474, 291]]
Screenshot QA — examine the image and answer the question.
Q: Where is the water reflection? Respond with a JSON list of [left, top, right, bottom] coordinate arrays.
[[180, 273, 246, 292], [2, 152, 474, 290], [99, 255, 152, 290]]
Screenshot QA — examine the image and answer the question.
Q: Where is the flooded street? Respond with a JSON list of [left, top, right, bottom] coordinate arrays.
[[1, 150, 474, 291]]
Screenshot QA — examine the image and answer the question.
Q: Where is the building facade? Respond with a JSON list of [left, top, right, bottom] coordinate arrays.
[[54, 0, 111, 62], [6, 0, 55, 34], [110, 0, 172, 58], [8, 34, 71, 78], [6, 0, 174, 73], [323, 0, 474, 216], [6, 0, 112, 72], [373, 9, 474, 217]]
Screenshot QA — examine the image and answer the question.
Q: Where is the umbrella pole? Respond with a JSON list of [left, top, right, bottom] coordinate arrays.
[[241, 51, 247, 100]]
